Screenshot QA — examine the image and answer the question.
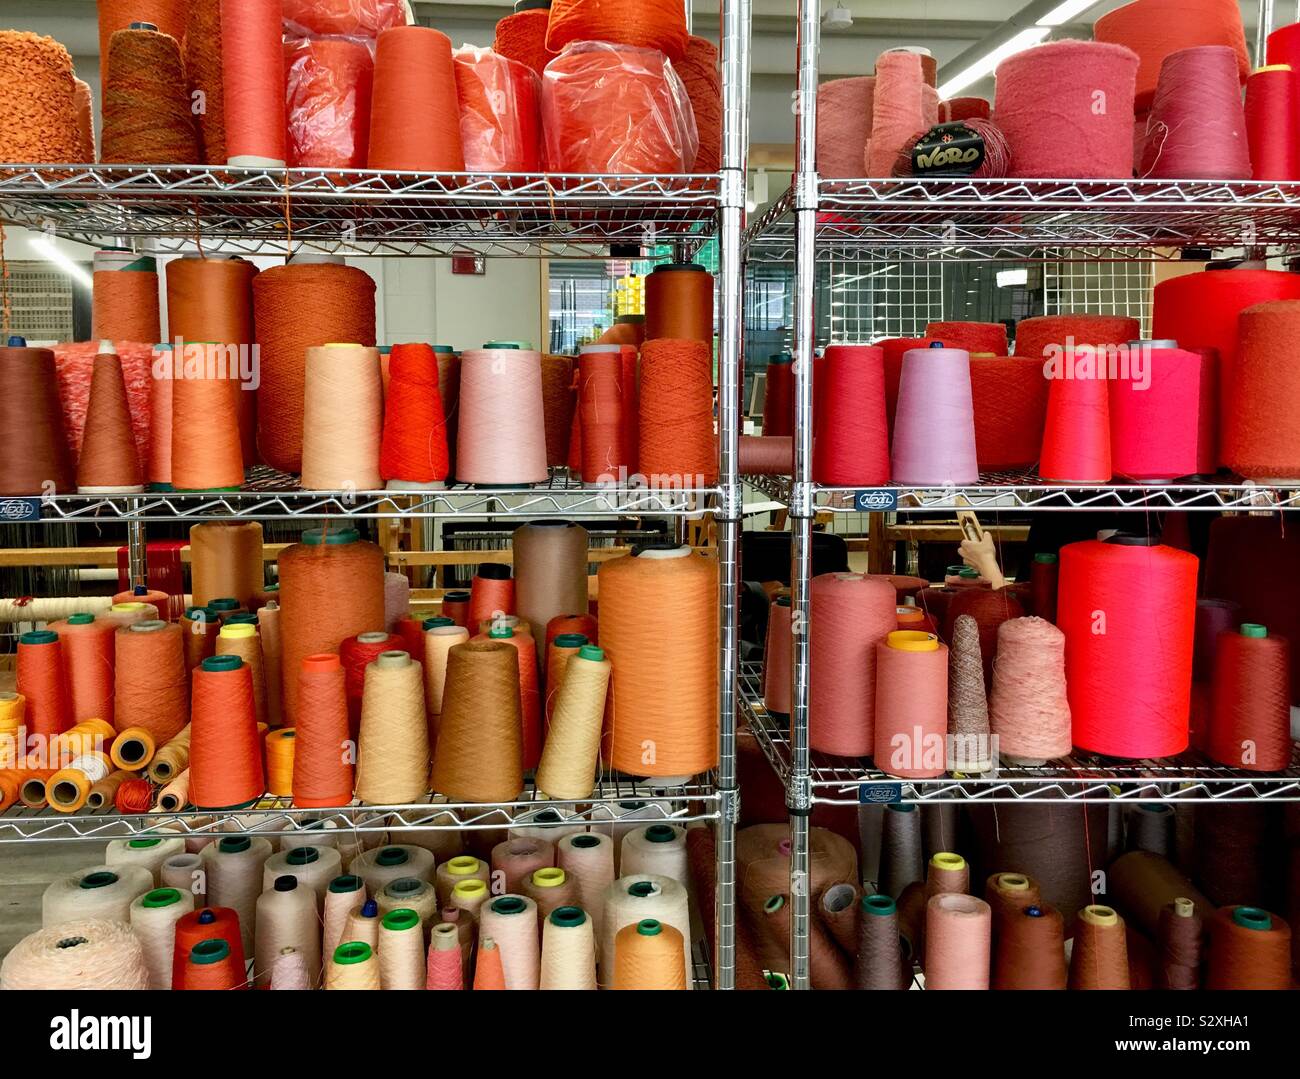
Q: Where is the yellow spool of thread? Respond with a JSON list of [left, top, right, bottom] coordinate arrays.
[[110, 726, 157, 771], [216, 622, 267, 727], [535, 645, 611, 799], [265, 729, 295, 797], [450, 877, 489, 920], [148, 724, 191, 783], [46, 750, 113, 813], [887, 630, 940, 653], [0, 691, 23, 766]]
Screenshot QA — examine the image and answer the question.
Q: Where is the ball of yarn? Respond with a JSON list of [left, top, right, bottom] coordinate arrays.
[[676, 36, 721, 172], [546, 0, 688, 62], [493, 5, 557, 76], [1224, 300, 1300, 480], [817, 77, 874, 178], [992, 40, 1139, 179], [1096, 0, 1249, 112], [0, 31, 81, 165], [541, 43, 698, 174], [895, 119, 1011, 178], [2, 920, 150, 990], [101, 26, 201, 165]]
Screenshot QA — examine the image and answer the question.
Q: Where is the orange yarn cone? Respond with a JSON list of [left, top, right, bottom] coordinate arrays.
[[472, 938, 507, 989], [77, 344, 143, 493], [380, 343, 450, 486]]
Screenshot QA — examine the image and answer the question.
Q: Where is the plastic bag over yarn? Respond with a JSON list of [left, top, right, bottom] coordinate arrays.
[[541, 42, 698, 174], [284, 36, 374, 169], [453, 45, 543, 172], [282, 0, 411, 39]]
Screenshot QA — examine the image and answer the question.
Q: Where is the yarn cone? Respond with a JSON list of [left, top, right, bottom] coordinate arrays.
[[947, 614, 991, 771], [77, 345, 143, 492]]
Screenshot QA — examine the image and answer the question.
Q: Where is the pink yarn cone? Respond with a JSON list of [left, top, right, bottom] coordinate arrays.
[[426, 933, 464, 990], [891, 347, 978, 485], [817, 77, 874, 178], [1140, 46, 1251, 179], [866, 50, 933, 177]]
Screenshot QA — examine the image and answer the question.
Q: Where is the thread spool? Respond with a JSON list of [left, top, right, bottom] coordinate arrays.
[[891, 347, 978, 485], [620, 824, 688, 887], [867, 49, 934, 177], [219, 0, 286, 166], [340, 632, 402, 739], [942, 587, 1023, 687], [324, 941, 379, 990], [762, 596, 793, 718], [452, 45, 543, 173], [43, 865, 153, 928], [0, 31, 79, 164], [602, 875, 692, 984], [963, 356, 1049, 470], [182, 0, 225, 164], [190, 655, 264, 810], [816, 77, 874, 178], [299, 344, 383, 491], [639, 339, 717, 487], [169, 346, 244, 492], [985, 872, 1042, 934], [292, 654, 353, 809], [423, 624, 470, 733], [353, 846, 436, 899], [1205, 905, 1291, 989], [1098, 0, 1249, 112], [101, 24, 199, 164], [491, 838, 554, 897], [75, 344, 142, 495], [323, 875, 365, 960], [1208, 625, 1291, 771], [171, 906, 245, 991], [190, 523, 264, 611], [676, 35, 721, 172], [434, 856, 489, 909], [474, 895, 537, 989], [514, 521, 588, 673], [205, 835, 272, 958], [542, 42, 698, 173], [251, 877, 320, 989], [129, 887, 195, 989], [354, 651, 429, 805], [533, 645, 608, 798], [1038, 346, 1112, 484], [285, 36, 374, 170], [455, 348, 549, 485], [431, 641, 523, 802], [376, 878, 438, 929], [1225, 300, 1300, 480], [1140, 47, 1250, 179], [600, 547, 718, 780], [992, 903, 1067, 990], [493, 0, 557, 76], [104, 837, 184, 886], [15, 631, 69, 742], [278, 528, 385, 727], [576, 345, 628, 483], [924, 894, 991, 990], [48, 614, 114, 729], [518, 866, 577, 922], [544, 632, 587, 726], [253, 262, 377, 474], [644, 265, 714, 349], [92, 251, 160, 345], [1059, 537, 1197, 758], [1157, 898, 1204, 990], [873, 632, 949, 780], [988, 616, 1072, 765], [992, 41, 1138, 178], [611, 919, 687, 990], [159, 852, 205, 903], [1068, 905, 1131, 990], [546, 0, 687, 60], [1108, 850, 1213, 939], [1246, 65, 1299, 180], [811, 344, 889, 486], [945, 614, 991, 772], [424, 922, 464, 990], [535, 906, 595, 990], [368, 26, 464, 172], [1, 919, 150, 990], [1, 345, 75, 496], [148, 724, 191, 784], [379, 343, 449, 488], [262, 847, 344, 911]]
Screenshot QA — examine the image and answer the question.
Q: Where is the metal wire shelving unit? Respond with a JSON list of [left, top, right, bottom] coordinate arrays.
[[0, 4, 753, 991], [744, 0, 1300, 991]]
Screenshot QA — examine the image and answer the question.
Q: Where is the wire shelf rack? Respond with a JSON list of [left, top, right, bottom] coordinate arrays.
[[739, 663, 1300, 804], [0, 773, 720, 843], [740, 473, 1300, 512], [0, 165, 719, 257], [24, 468, 719, 522], [744, 178, 1300, 262]]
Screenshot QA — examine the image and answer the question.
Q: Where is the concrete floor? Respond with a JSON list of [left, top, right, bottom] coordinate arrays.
[[0, 841, 106, 957]]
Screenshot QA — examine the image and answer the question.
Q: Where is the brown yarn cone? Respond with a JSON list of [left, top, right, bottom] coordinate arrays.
[[760, 894, 853, 990], [993, 902, 1067, 989], [1158, 898, 1204, 989], [101, 26, 200, 164], [854, 894, 910, 989], [430, 640, 523, 803], [925, 852, 970, 900], [1068, 905, 1131, 989], [816, 882, 861, 957], [947, 614, 991, 770], [1205, 905, 1292, 989], [520, 868, 580, 921], [77, 348, 143, 491], [896, 879, 928, 961], [185, 0, 226, 164], [540, 354, 575, 467], [985, 871, 1042, 942], [1, 346, 75, 495]]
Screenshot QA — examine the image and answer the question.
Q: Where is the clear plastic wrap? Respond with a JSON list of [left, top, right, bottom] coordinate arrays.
[[282, 0, 411, 39], [453, 45, 544, 173], [541, 42, 699, 174], [284, 36, 374, 170]]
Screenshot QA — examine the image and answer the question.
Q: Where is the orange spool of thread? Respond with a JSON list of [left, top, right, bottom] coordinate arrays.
[[540, 353, 575, 468], [969, 357, 1050, 471], [1225, 300, 1300, 481], [677, 36, 721, 172], [293, 654, 354, 808], [253, 260, 378, 475], [190, 655, 265, 810], [264, 729, 295, 797], [113, 620, 189, 743], [277, 528, 386, 727], [285, 36, 374, 170], [873, 631, 949, 780], [180, 607, 221, 671], [93, 252, 160, 346], [1038, 359, 1112, 484], [469, 565, 515, 629], [599, 546, 718, 778], [546, 0, 688, 62], [546, 613, 597, 652], [493, 0, 557, 76], [578, 345, 629, 483], [474, 625, 542, 769], [172, 906, 245, 991], [640, 338, 717, 487], [368, 26, 466, 173], [220, 0, 286, 166], [170, 346, 246, 491], [381, 343, 450, 488], [612, 918, 688, 990], [190, 522, 265, 610], [340, 632, 402, 740], [97, 0, 186, 69], [51, 614, 116, 727], [442, 590, 471, 629], [644, 264, 713, 349], [181, 937, 246, 990], [1205, 906, 1292, 989], [166, 256, 258, 467], [77, 344, 144, 495], [16, 631, 71, 740], [1208, 625, 1292, 771], [186, 0, 227, 165], [100, 24, 200, 165]]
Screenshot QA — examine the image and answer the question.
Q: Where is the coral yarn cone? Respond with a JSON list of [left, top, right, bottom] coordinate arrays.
[[77, 344, 143, 493]]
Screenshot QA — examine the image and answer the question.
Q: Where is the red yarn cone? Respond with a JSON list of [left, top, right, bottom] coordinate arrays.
[[380, 343, 450, 485]]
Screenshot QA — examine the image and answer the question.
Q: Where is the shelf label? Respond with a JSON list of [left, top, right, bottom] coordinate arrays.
[[0, 498, 41, 522], [854, 489, 898, 512], [859, 782, 903, 804]]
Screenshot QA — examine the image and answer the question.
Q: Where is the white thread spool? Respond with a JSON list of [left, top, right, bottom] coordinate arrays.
[[255, 875, 322, 989], [479, 894, 540, 990], [204, 834, 273, 957], [323, 873, 366, 961], [160, 852, 206, 905], [106, 835, 186, 885], [557, 832, 615, 959], [129, 886, 195, 988], [269, 946, 310, 990], [539, 905, 597, 989], [620, 823, 689, 886], [261, 845, 343, 910], [376, 877, 439, 933], [42, 864, 153, 928], [352, 844, 436, 897], [378, 907, 426, 989]]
